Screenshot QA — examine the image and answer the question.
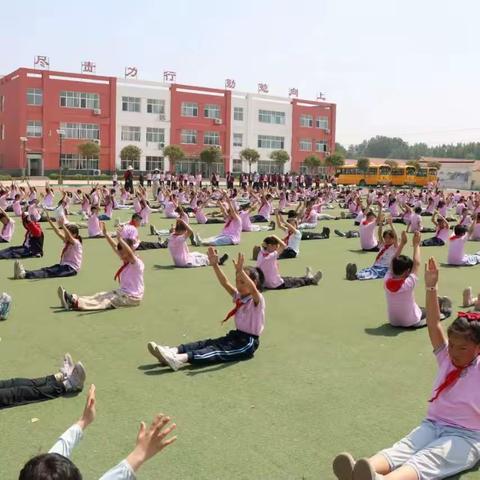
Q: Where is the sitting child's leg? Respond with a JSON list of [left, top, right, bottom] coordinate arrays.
[[59, 288, 140, 311], [278, 268, 322, 289], [16, 262, 76, 280]]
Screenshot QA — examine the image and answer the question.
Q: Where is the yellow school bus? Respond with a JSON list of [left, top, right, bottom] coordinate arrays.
[[335, 165, 391, 186], [415, 167, 438, 187], [390, 166, 417, 186]]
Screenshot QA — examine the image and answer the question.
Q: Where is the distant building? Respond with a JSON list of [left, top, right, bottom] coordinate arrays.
[[0, 67, 336, 175]]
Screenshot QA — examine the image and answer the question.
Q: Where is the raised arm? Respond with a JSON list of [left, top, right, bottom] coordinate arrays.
[[45, 212, 66, 241], [411, 231, 421, 275], [424, 257, 448, 350], [207, 247, 236, 296], [233, 253, 261, 305], [394, 230, 408, 260]]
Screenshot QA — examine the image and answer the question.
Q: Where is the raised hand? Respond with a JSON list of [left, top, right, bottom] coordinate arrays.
[[127, 414, 177, 472], [233, 252, 245, 273], [207, 247, 219, 266], [424, 257, 439, 288], [77, 384, 96, 430], [412, 231, 421, 247], [400, 230, 408, 245], [100, 221, 107, 236]]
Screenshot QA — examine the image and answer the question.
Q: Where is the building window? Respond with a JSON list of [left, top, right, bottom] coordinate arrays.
[[61, 154, 99, 171], [232, 158, 242, 173], [60, 122, 100, 140], [299, 139, 312, 151], [147, 98, 165, 116], [204, 131, 220, 146], [121, 159, 141, 170], [26, 120, 42, 137], [316, 141, 327, 153], [234, 107, 244, 121], [146, 127, 165, 144], [204, 104, 220, 119], [146, 156, 164, 171], [180, 129, 197, 144], [122, 96, 141, 112], [27, 88, 42, 106], [181, 102, 198, 117], [60, 91, 99, 109], [0, 96, 4, 112], [233, 133, 243, 147], [316, 116, 329, 130], [257, 135, 284, 149], [300, 114, 313, 127], [258, 110, 285, 125], [121, 126, 141, 142], [258, 160, 282, 174]]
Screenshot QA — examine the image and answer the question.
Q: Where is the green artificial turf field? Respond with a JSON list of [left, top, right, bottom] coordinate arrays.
[[0, 205, 479, 479]]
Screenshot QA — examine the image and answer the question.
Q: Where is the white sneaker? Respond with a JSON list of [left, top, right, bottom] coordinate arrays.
[[305, 266, 313, 279], [194, 233, 202, 246], [58, 286, 68, 308], [60, 353, 75, 378], [463, 287, 473, 307], [156, 346, 184, 371], [312, 271, 323, 285], [147, 341, 168, 366], [14, 261, 25, 280], [65, 362, 86, 391]]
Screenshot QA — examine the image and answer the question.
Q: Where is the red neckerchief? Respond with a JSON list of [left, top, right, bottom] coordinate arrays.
[[429, 365, 466, 402], [114, 262, 129, 282], [375, 243, 392, 261], [222, 298, 245, 324], [261, 251, 270, 258], [224, 217, 232, 229], [385, 277, 406, 292], [450, 234, 464, 241], [283, 231, 292, 244], [362, 219, 373, 226]]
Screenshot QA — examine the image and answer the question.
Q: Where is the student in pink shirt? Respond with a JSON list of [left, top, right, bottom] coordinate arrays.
[[333, 258, 480, 480], [447, 224, 480, 266], [87, 206, 103, 238], [59, 224, 144, 311], [384, 231, 451, 328], [0, 209, 15, 242], [168, 219, 228, 268], [14, 213, 82, 280], [420, 212, 450, 247], [359, 210, 380, 251], [406, 206, 423, 234], [147, 250, 265, 371], [255, 236, 322, 289], [468, 212, 480, 241]]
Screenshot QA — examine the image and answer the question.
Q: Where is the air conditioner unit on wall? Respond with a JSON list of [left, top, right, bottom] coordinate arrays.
[[158, 142, 165, 149], [93, 139, 101, 145], [214, 119, 223, 125], [93, 108, 101, 115]]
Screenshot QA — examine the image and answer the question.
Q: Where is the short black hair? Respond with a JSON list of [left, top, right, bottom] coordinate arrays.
[[391, 255, 413, 276], [454, 224, 468, 236], [131, 213, 142, 222], [19, 453, 82, 480], [414, 206, 422, 214]]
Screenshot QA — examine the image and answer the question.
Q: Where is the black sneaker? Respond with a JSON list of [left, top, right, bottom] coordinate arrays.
[[322, 227, 330, 238], [334, 229, 345, 238], [219, 253, 229, 266], [65, 291, 75, 309], [269, 221, 276, 230], [346, 263, 357, 281]]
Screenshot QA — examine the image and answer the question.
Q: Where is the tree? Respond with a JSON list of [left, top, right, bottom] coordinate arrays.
[[200, 146, 222, 177], [303, 155, 322, 174], [406, 159, 420, 171], [269, 149, 290, 173], [240, 148, 260, 174], [163, 145, 185, 173], [384, 159, 398, 168], [428, 161, 441, 170], [334, 142, 348, 157], [77, 141, 100, 166], [120, 145, 142, 169], [356, 157, 370, 171]]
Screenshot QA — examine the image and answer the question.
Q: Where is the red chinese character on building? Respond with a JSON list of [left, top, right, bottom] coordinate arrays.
[[317, 92, 326, 101], [288, 87, 298, 97], [225, 79, 236, 89], [125, 66, 138, 78], [34, 56, 50, 69], [81, 61, 96, 73], [163, 71, 176, 82], [258, 83, 269, 94]]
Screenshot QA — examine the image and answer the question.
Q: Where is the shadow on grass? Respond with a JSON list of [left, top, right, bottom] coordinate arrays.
[[138, 362, 238, 376], [348, 249, 374, 255], [439, 263, 463, 268], [153, 265, 176, 271], [364, 324, 419, 337]]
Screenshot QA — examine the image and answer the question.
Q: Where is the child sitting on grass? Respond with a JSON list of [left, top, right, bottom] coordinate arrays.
[[255, 235, 322, 289], [333, 257, 480, 480], [384, 231, 451, 328], [0, 212, 44, 259], [447, 224, 480, 266], [346, 216, 397, 281], [420, 211, 450, 247], [19, 385, 177, 480], [58, 223, 144, 311], [147, 250, 264, 371]]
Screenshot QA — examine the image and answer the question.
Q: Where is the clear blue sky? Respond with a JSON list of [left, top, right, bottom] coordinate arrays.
[[1, 0, 478, 146]]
